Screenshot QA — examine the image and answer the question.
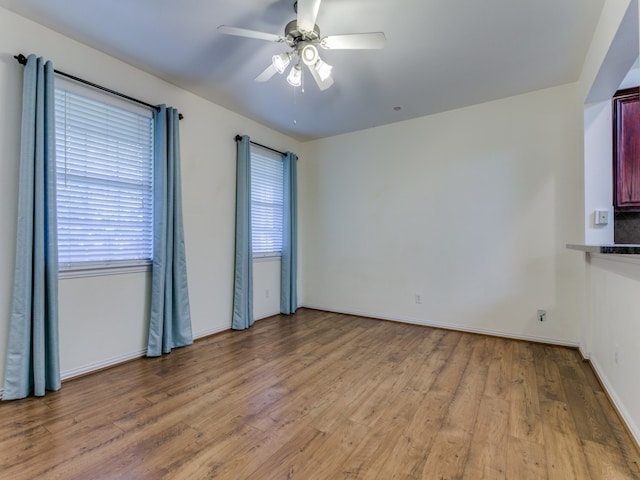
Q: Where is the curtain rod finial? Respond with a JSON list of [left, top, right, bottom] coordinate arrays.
[[14, 54, 27, 65]]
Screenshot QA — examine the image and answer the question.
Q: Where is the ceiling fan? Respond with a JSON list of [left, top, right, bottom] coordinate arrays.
[[217, 0, 385, 91]]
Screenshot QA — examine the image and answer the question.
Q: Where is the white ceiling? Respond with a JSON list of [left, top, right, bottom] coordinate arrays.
[[0, 0, 606, 141]]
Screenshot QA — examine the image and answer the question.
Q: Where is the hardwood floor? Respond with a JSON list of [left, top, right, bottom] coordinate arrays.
[[1, 309, 639, 479]]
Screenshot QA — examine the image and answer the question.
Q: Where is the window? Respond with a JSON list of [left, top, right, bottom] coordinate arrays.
[[55, 78, 154, 272], [251, 146, 284, 257]]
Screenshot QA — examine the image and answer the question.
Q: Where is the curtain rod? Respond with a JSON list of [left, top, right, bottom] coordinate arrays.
[[235, 135, 286, 156], [14, 54, 184, 120]]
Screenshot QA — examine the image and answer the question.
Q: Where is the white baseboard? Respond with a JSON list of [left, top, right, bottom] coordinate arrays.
[[60, 325, 231, 382], [255, 310, 282, 321], [302, 304, 580, 348], [61, 349, 147, 381], [578, 344, 591, 360], [588, 356, 640, 447], [0, 353, 145, 397], [193, 325, 230, 339]]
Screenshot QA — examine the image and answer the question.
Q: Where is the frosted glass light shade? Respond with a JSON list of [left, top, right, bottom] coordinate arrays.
[[272, 52, 291, 74], [314, 59, 333, 81], [287, 64, 302, 86]]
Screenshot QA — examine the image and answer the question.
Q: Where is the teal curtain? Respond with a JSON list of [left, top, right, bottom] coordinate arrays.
[[232, 135, 254, 330], [147, 106, 193, 356], [3, 54, 60, 400], [281, 152, 298, 315]]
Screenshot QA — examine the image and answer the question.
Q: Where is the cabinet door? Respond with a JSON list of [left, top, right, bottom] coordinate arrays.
[[614, 89, 640, 208]]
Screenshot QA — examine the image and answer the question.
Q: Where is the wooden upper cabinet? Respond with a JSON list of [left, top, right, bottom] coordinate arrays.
[[613, 87, 640, 209]]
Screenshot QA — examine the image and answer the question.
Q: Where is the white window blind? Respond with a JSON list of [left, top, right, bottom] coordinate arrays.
[[251, 147, 284, 256], [55, 80, 154, 269]]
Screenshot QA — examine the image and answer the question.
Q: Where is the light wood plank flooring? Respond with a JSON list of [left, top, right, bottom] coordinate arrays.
[[1, 309, 639, 479]]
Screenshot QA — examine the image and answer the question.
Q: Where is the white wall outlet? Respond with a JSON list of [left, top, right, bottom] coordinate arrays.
[[265, 289, 270, 299], [614, 344, 620, 365], [537, 309, 546, 322], [414, 293, 422, 304]]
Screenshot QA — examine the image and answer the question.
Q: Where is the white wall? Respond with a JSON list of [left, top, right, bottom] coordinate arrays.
[[587, 256, 640, 443], [253, 259, 282, 320], [300, 83, 585, 345], [0, 7, 299, 382], [576, 0, 640, 445], [584, 101, 614, 245]]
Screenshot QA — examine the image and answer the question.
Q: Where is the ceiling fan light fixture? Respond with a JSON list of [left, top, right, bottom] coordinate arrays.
[[314, 58, 333, 81], [301, 44, 319, 66], [287, 64, 302, 87], [272, 52, 291, 74]]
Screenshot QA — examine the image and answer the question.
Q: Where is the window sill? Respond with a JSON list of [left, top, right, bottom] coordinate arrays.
[[59, 262, 152, 279], [253, 255, 281, 263]]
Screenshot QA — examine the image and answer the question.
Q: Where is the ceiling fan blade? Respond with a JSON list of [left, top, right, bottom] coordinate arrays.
[[217, 25, 283, 42], [307, 63, 334, 91], [255, 64, 278, 82], [297, 0, 322, 33], [321, 32, 386, 50]]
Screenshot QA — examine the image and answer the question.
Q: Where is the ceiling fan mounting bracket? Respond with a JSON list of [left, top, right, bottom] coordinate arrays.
[[284, 20, 320, 45]]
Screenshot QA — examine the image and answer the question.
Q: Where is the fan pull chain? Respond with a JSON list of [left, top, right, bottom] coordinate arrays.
[[292, 76, 297, 126], [294, 64, 307, 125]]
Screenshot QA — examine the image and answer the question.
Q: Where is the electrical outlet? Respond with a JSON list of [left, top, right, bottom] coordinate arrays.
[[265, 289, 270, 299], [537, 309, 546, 322], [614, 344, 620, 365], [414, 293, 422, 304]]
